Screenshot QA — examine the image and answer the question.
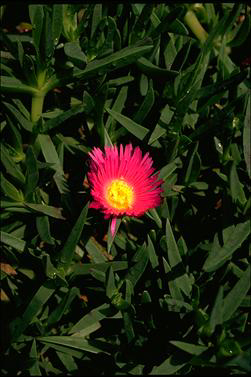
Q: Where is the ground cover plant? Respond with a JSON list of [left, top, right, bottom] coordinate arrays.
[[0, 3, 250, 375]]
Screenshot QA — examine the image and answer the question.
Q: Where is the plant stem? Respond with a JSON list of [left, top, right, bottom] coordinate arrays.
[[184, 10, 208, 44], [31, 93, 45, 124], [31, 70, 47, 125]]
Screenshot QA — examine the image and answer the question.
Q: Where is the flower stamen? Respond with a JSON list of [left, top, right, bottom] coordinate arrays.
[[106, 179, 134, 210]]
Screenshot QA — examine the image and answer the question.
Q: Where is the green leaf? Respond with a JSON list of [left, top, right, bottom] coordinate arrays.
[[10, 279, 56, 341], [108, 75, 134, 87], [85, 236, 107, 263], [170, 340, 208, 355], [203, 220, 250, 272], [104, 127, 113, 147], [56, 352, 78, 373], [24, 146, 39, 200], [223, 265, 251, 322], [17, 40, 24, 67], [176, 52, 210, 113], [69, 303, 121, 334], [140, 73, 148, 96], [3, 101, 33, 132], [150, 6, 185, 38], [136, 57, 179, 80], [106, 266, 117, 299], [95, 83, 108, 147], [64, 41, 87, 68], [146, 234, 159, 269], [1, 144, 25, 184], [58, 202, 89, 271], [0, 28, 18, 60], [203, 4, 242, 54], [47, 287, 79, 326], [44, 343, 85, 359], [150, 355, 187, 375], [159, 158, 182, 181], [183, 142, 201, 185], [243, 94, 251, 178], [165, 218, 192, 297], [0, 172, 24, 201], [162, 296, 193, 312], [133, 79, 155, 124], [69, 261, 129, 278], [52, 4, 63, 44], [148, 124, 166, 145], [209, 286, 223, 332], [123, 311, 135, 343], [25, 202, 65, 219], [188, 181, 208, 190], [41, 7, 54, 63], [131, 4, 154, 43], [162, 257, 183, 301], [38, 134, 69, 194], [36, 216, 55, 245], [1, 76, 37, 95], [0, 230, 26, 253], [230, 162, 247, 206], [105, 107, 149, 140], [125, 244, 149, 287], [38, 336, 108, 354], [29, 5, 44, 51], [91, 4, 102, 38], [22, 54, 38, 87], [42, 103, 92, 133], [195, 71, 247, 100], [169, 19, 189, 36], [228, 13, 251, 47], [146, 208, 162, 229], [105, 86, 128, 132], [44, 40, 153, 92], [225, 347, 251, 373], [7, 112, 25, 152], [29, 339, 42, 376]]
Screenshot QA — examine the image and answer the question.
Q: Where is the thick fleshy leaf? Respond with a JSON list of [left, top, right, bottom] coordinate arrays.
[[243, 95, 251, 178], [3, 101, 33, 132], [165, 218, 192, 297], [125, 244, 149, 287], [29, 5, 44, 53], [10, 280, 56, 341], [25, 202, 65, 219], [43, 41, 153, 92], [69, 303, 121, 334], [37, 134, 69, 194], [203, 221, 250, 272], [136, 57, 179, 79], [58, 201, 89, 271], [0, 173, 24, 202], [150, 355, 187, 375], [223, 265, 250, 321], [1, 76, 37, 95], [38, 336, 108, 354], [0, 231, 26, 253], [170, 341, 208, 355], [105, 107, 149, 140], [29, 339, 42, 376]]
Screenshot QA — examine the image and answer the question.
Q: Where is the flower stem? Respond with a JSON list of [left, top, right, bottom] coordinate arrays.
[[184, 9, 208, 44]]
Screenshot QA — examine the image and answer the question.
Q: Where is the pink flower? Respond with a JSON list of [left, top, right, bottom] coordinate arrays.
[[87, 144, 164, 223]]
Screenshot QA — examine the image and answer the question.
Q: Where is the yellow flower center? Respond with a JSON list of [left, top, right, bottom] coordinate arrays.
[[106, 179, 134, 210]]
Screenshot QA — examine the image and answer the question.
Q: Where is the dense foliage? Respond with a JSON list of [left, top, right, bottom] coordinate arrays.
[[0, 3, 250, 375]]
